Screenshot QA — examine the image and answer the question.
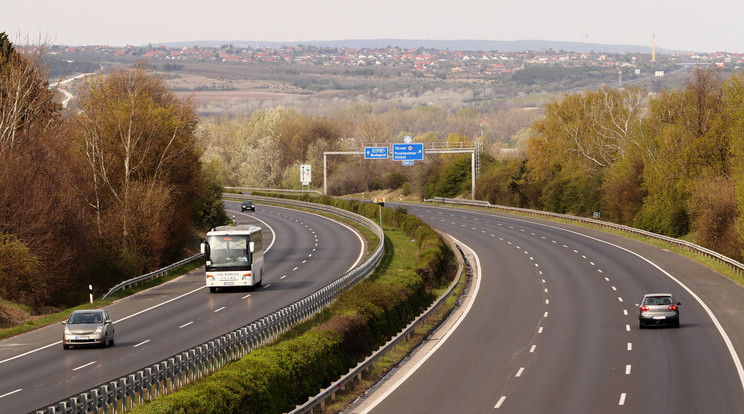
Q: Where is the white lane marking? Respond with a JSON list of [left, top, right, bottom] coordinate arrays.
[[626, 325, 631, 332], [0, 389, 22, 399], [357, 237, 480, 414], [242, 293, 252, 299], [530, 345, 536, 353], [263, 284, 271, 288], [280, 275, 287, 280], [73, 361, 96, 371], [545, 299, 549, 305], [612, 286, 617, 291], [544, 312, 549, 317], [490, 214, 744, 391], [133, 340, 150, 348], [263, 203, 365, 271], [618, 297, 624, 302], [619, 393, 627, 405], [623, 309, 628, 316], [538, 327, 544, 334], [626, 364, 632, 375], [628, 342, 633, 351], [214, 307, 225, 313], [0, 283, 210, 366], [293, 267, 299, 271], [516, 367, 525, 377], [598, 269, 603, 273], [495, 396, 507, 409], [179, 322, 193, 328]]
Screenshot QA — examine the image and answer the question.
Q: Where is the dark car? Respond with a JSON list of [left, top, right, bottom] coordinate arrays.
[[638, 293, 680, 328], [241, 200, 255, 212], [62, 309, 115, 349]]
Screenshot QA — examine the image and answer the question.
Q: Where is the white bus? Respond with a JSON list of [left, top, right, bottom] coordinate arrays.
[[201, 224, 264, 292]]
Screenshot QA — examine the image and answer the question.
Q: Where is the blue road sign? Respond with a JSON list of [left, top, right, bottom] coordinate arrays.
[[393, 143, 424, 161], [402, 160, 414, 166], [364, 147, 389, 159]]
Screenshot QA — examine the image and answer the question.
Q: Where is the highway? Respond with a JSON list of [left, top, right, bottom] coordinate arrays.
[[359, 203, 744, 413], [0, 201, 364, 413]]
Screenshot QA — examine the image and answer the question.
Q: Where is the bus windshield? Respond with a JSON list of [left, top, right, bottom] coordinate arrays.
[[205, 235, 252, 269]]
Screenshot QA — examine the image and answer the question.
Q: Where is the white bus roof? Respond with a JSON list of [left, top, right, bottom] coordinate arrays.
[[207, 224, 261, 236]]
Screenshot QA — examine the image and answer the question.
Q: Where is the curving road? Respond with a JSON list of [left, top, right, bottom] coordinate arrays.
[[0, 201, 364, 413], [358, 203, 744, 413]]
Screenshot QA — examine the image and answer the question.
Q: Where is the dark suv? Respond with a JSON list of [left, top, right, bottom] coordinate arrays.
[[241, 200, 255, 212]]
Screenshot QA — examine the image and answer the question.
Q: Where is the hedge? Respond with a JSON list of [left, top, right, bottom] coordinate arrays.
[[131, 195, 455, 413]]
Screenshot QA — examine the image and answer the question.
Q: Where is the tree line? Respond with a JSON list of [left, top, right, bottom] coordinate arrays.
[[0, 34, 224, 308], [478, 68, 744, 261], [5, 33, 741, 309], [198, 67, 744, 262]]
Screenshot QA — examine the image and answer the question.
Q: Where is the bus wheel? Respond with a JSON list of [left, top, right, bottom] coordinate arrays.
[[209, 287, 216, 293]]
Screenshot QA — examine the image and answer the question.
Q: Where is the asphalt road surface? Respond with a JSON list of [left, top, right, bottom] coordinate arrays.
[[356, 203, 744, 413], [0, 201, 364, 413]]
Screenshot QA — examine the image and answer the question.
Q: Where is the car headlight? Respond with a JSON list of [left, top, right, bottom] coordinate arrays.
[[64, 327, 71, 335], [94, 326, 103, 334]]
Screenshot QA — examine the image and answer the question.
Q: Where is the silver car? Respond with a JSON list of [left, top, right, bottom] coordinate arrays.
[[638, 293, 680, 328], [62, 309, 115, 349]]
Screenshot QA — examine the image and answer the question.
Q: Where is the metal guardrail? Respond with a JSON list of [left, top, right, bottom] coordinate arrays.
[[101, 254, 204, 300], [289, 244, 469, 414], [225, 186, 324, 196], [427, 197, 744, 277], [36, 197, 384, 414]]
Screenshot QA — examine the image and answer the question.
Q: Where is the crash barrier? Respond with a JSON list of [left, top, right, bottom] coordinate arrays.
[[289, 244, 469, 414], [35, 197, 384, 414], [427, 197, 744, 277], [101, 254, 204, 300]]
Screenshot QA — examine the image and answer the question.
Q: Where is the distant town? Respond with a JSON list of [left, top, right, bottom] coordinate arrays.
[[45, 43, 744, 78]]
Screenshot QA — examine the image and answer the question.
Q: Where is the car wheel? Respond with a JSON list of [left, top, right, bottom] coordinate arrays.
[[63, 343, 70, 350], [639, 322, 645, 329], [109, 336, 115, 347]]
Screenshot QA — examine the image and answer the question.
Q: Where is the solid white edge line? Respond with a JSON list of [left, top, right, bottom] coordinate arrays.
[[493, 214, 744, 393], [0, 284, 206, 366], [260, 204, 365, 272], [356, 235, 480, 414], [0, 388, 22, 399], [133, 340, 150, 348]]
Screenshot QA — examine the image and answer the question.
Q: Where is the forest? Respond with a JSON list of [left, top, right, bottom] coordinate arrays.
[[3, 31, 744, 315], [0, 34, 225, 310]]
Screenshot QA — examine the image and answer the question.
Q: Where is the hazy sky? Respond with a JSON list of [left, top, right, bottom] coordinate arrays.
[[4, 0, 741, 52]]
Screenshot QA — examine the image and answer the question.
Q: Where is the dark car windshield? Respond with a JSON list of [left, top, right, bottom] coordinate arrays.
[[69, 312, 102, 324], [644, 296, 673, 305]]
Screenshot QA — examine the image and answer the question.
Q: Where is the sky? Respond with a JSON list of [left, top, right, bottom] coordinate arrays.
[[3, 0, 742, 53]]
